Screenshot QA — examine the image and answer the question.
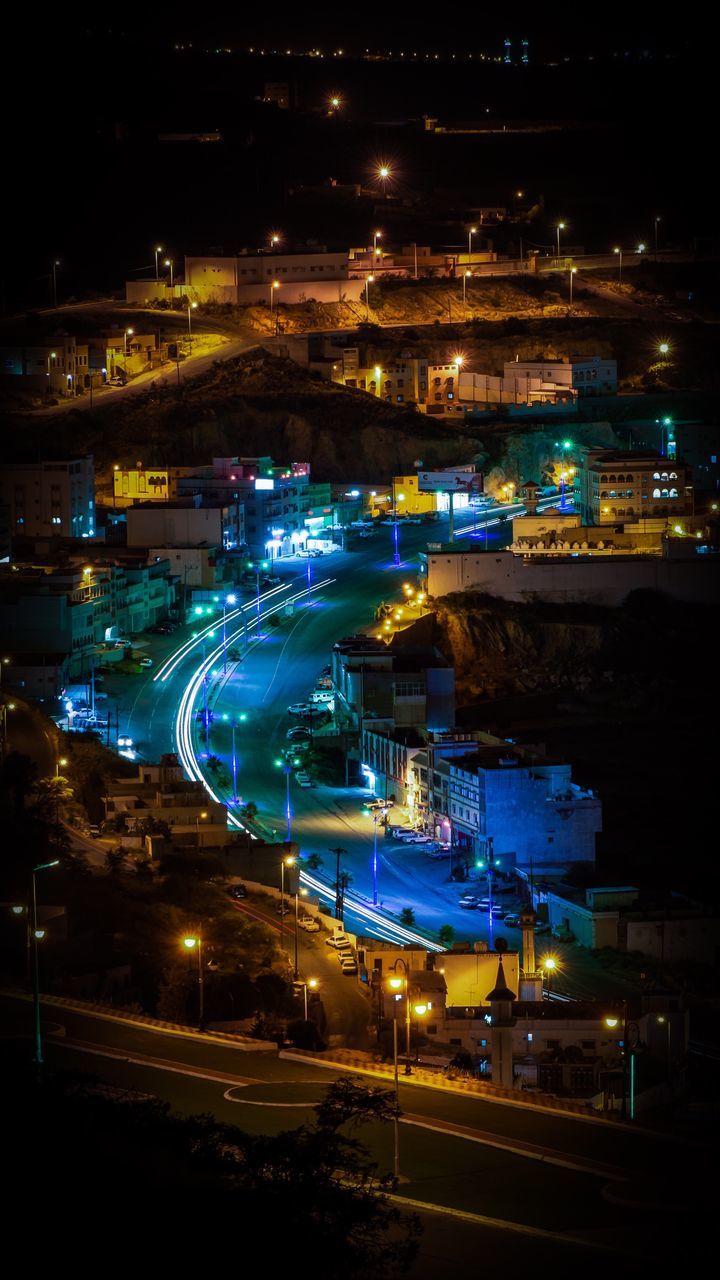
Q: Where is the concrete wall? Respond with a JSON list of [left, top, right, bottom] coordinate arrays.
[[626, 916, 720, 964], [126, 506, 226, 548], [426, 549, 720, 606]]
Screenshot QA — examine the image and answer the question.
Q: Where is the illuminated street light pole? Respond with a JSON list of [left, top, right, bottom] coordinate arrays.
[[365, 273, 374, 321], [654, 216, 661, 260], [164, 258, 174, 290], [462, 270, 471, 315], [222, 593, 237, 673], [32, 859, 59, 1071], [468, 225, 477, 258], [51, 259, 60, 308], [187, 300, 198, 344], [614, 247, 623, 283], [604, 1000, 632, 1120], [378, 164, 391, 198], [556, 222, 565, 257], [183, 936, 204, 1030], [373, 229, 382, 255], [280, 854, 296, 953], [195, 811, 208, 847], [541, 955, 557, 999], [154, 245, 163, 281], [270, 280, 281, 333], [569, 266, 577, 308]]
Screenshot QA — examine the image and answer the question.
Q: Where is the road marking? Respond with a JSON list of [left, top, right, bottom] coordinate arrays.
[[48, 1035, 259, 1086], [223, 1083, 331, 1106], [387, 1193, 633, 1255], [400, 1114, 627, 1181]]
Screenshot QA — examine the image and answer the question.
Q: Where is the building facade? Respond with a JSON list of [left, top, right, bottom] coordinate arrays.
[[0, 458, 95, 539], [578, 449, 694, 525]]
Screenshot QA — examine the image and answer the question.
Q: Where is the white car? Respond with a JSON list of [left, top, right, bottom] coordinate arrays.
[[288, 703, 312, 716], [298, 916, 320, 932], [310, 690, 334, 704], [340, 958, 358, 975], [325, 933, 352, 949]]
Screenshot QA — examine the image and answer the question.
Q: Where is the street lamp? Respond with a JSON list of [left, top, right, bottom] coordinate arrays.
[[275, 758, 294, 841], [164, 258, 174, 290], [541, 954, 557, 998], [365, 274, 374, 321], [468, 225, 477, 257], [365, 804, 389, 905], [329, 95, 341, 112], [280, 854, 296, 952], [247, 559, 270, 628], [51, 259, 60, 308], [31, 859, 60, 1070], [124, 327, 134, 356], [187, 300, 198, 343], [373, 229, 382, 254], [270, 280, 281, 332], [222, 593, 237, 673], [462, 270, 471, 314], [183, 935, 205, 1030], [604, 1000, 633, 1120], [298, 976, 319, 1019], [654, 216, 661, 259], [55, 756, 68, 777], [269, 233, 281, 251], [377, 164, 391, 197], [195, 811, 208, 847], [293, 887, 309, 980], [154, 245, 163, 281], [613, 246, 623, 283], [658, 341, 670, 358], [569, 266, 577, 307], [228, 711, 247, 802], [556, 222, 565, 257]]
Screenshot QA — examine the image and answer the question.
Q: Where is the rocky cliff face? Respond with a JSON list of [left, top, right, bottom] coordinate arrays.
[[433, 593, 613, 699]]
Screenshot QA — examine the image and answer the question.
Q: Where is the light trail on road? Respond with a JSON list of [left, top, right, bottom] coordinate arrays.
[[171, 574, 446, 952], [154, 581, 291, 683]]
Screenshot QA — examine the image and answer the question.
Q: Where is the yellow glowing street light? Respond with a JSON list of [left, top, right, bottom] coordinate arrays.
[[378, 165, 391, 180], [604, 1016, 619, 1029], [658, 342, 670, 356], [388, 976, 403, 990], [556, 221, 566, 255], [413, 1002, 428, 1017], [329, 95, 341, 109], [270, 233, 281, 249], [183, 935, 205, 1029], [468, 225, 477, 256]]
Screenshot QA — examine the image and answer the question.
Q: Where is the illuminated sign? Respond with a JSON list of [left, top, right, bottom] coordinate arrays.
[[417, 470, 481, 493], [255, 478, 274, 491]]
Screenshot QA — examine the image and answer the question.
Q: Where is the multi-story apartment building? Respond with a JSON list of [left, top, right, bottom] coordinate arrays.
[[103, 754, 230, 847], [176, 457, 332, 558], [577, 449, 694, 525], [125, 498, 244, 553], [333, 636, 455, 735], [0, 556, 174, 685], [0, 458, 95, 539], [445, 745, 601, 872]]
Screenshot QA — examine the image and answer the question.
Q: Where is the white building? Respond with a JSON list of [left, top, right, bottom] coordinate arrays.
[[125, 499, 243, 553], [503, 356, 617, 396]]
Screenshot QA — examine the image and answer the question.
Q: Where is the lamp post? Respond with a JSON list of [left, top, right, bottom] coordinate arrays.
[[556, 222, 565, 257], [187, 300, 198, 344], [468, 225, 477, 258], [613, 247, 623, 283], [392, 476, 402, 567], [248, 559, 270, 628], [222, 593, 237, 673], [389, 958, 411, 1061], [369, 806, 388, 906], [280, 854, 296, 952], [293, 888, 308, 980], [31, 859, 59, 1071], [195, 811, 208, 847], [654, 216, 661, 260], [365, 273, 374, 321], [274, 759, 293, 841], [462, 270, 471, 315], [373, 229, 382, 255], [154, 246, 163, 281], [55, 756, 68, 778], [604, 1000, 633, 1120], [124, 327, 134, 356], [229, 712, 247, 802], [51, 260, 60, 308], [164, 258, 174, 290], [269, 233, 281, 251], [569, 266, 577, 308], [269, 280, 281, 332], [541, 955, 557, 999], [183, 936, 205, 1031], [47, 351, 57, 387], [378, 164, 391, 197]]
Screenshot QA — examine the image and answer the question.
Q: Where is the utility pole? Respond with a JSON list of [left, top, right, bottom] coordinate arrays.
[[330, 846, 347, 920]]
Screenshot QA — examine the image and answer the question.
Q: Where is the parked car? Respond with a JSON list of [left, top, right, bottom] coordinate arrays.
[[459, 895, 479, 909], [139, 657, 153, 669], [295, 772, 313, 788], [107, 375, 126, 387], [534, 922, 551, 935], [367, 798, 392, 810], [287, 727, 311, 741], [308, 549, 324, 557], [275, 901, 290, 916], [288, 703, 313, 716], [310, 690, 334, 704], [340, 958, 358, 975], [298, 916, 320, 932], [117, 735, 133, 748], [87, 825, 101, 838], [325, 933, 352, 949], [503, 914, 520, 927], [229, 884, 248, 900]]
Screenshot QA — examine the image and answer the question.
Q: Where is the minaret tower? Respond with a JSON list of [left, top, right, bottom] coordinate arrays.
[[518, 905, 543, 1001], [521, 479, 540, 514], [486, 956, 517, 1088]]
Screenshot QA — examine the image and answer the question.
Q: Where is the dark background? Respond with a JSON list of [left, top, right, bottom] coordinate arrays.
[[4, 6, 717, 310]]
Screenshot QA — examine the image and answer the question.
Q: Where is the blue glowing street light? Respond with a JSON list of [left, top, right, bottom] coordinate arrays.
[[32, 859, 59, 1071], [275, 756, 294, 840], [247, 560, 270, 629], [222, 593, 237, 673]]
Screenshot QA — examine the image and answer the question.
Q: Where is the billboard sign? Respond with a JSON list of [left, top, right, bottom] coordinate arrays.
[[417, 470, 482, 493]]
